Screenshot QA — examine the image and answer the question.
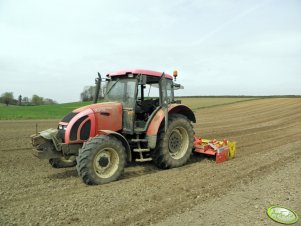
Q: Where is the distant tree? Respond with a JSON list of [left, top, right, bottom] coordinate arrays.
[[102, 83, 107, 97], [1, 92, 14, 106], [22, 96, 30, 105], [31, 94, 44, 105], [18, 95, 22, 105], [80, 86, 94, 101], [80, 84, 106, 102], [44, 98, 57, 105]]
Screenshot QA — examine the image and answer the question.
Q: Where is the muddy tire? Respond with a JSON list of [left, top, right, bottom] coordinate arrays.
[[76, 135, 126, 185], [49, 156, 77, 168], [152, 114, 194, 169]]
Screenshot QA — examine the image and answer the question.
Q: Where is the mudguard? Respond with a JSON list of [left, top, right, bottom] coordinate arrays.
[[99, 130, 132, 162], [146, 104, 196, 149]]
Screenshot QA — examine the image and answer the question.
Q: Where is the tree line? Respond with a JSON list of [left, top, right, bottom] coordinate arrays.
[[80, 84, 106, 102], [0, 92, 57, 106], [1, 82, 107, 106]]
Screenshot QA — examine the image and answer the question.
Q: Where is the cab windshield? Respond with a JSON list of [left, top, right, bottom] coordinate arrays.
[[104, 78, 137, 108]]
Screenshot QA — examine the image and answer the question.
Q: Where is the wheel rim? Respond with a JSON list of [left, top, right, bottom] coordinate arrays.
[[93, 148, 120, 179], [168, 127, 189, 159], [60, 156, 76, 163]]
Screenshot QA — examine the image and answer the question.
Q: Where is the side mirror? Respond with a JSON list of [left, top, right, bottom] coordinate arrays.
[[173, 83, 184, 90]]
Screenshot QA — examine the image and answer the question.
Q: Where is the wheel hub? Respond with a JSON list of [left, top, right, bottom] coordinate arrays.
[[98, 156, 109, 167], [169, 130, 182, 153], [93, 148, 120, 179]]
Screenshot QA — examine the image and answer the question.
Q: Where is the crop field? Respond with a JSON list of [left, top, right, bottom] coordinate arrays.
[[0, 97, 257, 120], [0, 102, 89, 120], [0, 97, 300, 225], [179, 97, 259, 109]]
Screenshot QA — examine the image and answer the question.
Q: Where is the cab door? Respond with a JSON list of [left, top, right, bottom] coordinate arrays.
[[122, 79, 137, 134], [159, 73, 169, 132]]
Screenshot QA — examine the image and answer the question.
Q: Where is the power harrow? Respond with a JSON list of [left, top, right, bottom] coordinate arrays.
[[193, 136, 236, 163]]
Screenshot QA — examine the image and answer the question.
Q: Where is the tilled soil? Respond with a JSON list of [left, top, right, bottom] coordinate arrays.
[[0, 98, 300, 226]]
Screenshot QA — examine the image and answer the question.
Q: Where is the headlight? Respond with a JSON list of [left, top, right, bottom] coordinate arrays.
[[58, 125, 67, 130]]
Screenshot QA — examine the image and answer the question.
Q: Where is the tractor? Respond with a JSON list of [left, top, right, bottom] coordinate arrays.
[[31, 69, 197, 185]]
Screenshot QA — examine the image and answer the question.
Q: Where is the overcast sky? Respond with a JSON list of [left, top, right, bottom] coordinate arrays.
[[0, 0, 300, 103]]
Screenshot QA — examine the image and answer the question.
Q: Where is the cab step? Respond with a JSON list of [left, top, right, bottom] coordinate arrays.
[[135, 157, 152, 162], [133, 148, 150, 153], [131, 139, 148, 143]]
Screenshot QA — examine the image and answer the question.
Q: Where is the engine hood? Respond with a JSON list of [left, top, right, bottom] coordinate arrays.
[[59, 102, 123, 144], [73, 102, 123, 114]]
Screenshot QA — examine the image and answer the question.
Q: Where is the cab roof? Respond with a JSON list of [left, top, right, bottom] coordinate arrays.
[[107, 69, 173, 80]]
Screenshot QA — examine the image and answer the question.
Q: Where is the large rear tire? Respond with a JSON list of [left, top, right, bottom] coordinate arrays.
[[76, 135, 126, 185], [152, 114, 194, 169], [49, 156, 77, 168]]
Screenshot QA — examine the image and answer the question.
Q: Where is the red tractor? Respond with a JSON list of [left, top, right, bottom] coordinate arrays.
[[32, 69, 196, 185]]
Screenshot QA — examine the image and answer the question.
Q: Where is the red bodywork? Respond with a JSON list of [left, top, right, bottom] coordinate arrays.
[[61, 102, 122, 144]]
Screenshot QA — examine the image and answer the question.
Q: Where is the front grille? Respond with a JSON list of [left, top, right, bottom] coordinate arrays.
[[80, 120, 91, 140]]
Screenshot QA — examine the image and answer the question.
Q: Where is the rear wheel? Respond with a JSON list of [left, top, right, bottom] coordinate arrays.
[[153, 114, 194, 169], [76, 135, 126, 185], [49, 156, 77, 168]]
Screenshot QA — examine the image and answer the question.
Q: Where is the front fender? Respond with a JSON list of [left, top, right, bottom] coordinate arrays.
[[99, 130, 132, 162]]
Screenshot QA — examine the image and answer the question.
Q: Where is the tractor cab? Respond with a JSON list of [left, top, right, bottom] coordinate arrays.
[[103, 69, 181, 134]]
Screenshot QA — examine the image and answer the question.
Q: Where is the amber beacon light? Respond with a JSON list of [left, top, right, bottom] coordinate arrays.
[[173, 70, 178, 81]]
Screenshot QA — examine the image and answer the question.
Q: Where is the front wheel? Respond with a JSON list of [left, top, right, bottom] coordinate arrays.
[[152, 114, 194, 169], [76, 135, 126, 185]]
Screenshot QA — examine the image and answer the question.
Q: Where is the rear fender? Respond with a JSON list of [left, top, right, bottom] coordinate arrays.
[[99, 130, 132, 162], [146, 104, 195, 149]]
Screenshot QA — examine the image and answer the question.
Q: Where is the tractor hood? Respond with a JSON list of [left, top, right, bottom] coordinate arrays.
[[58, 102, 123, 144], [73, 102, 122, 114]]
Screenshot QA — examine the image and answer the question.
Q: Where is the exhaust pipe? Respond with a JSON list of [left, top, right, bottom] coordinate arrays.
[[93, 72, 102, 104]]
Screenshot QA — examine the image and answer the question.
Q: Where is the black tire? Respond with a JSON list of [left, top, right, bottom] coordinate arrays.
[[152, 114, 194, 169], [76, 135, 126, 185], [49, 156, 77, 168]]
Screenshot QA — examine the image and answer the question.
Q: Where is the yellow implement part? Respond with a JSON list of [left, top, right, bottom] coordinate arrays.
[[201, 139, 211, 143], [228, 141, 236, 159]]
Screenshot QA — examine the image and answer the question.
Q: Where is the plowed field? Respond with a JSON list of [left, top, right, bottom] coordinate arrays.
[[0, 98, 300, 225]]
